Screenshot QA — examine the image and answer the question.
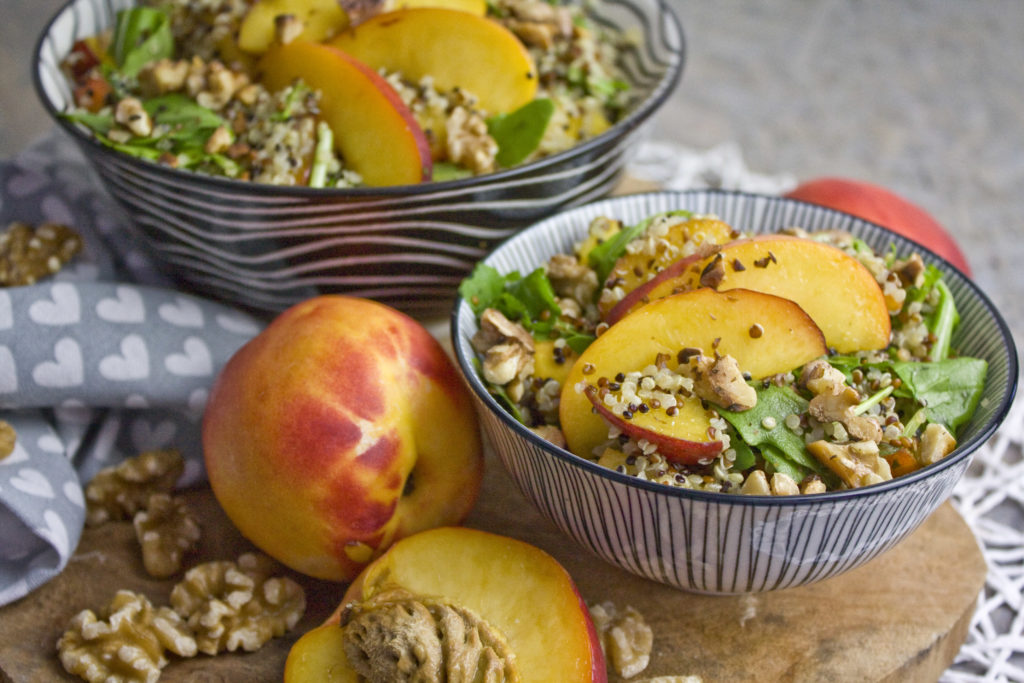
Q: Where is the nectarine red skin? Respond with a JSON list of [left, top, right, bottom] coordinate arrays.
[[785, 177, 971, 276]]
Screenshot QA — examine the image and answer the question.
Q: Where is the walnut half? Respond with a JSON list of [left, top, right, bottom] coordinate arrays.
[[170, 553, 306, 655], [589, 600, 654, 679], [57, 590, 197, 683], [133, 493, 201, 578], [85, 450, 185, 527]]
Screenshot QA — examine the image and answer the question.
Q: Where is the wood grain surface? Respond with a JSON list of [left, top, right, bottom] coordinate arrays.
[[0, 449, 986, 683]]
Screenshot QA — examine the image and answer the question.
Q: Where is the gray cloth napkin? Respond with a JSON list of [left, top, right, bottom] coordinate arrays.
[[0, 132, 264, 606]]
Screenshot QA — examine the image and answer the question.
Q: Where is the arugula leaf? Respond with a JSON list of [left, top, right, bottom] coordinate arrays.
[[432, 162, 473, 182], [587, 210, 692, 284], [928, 279, 957, 361], [719, 384, 835, 483], [60, 110, 116, 136], [144, 94, 226, 135], [487, 98, 555, 168], [889, 358, 987, 432], [459, 263, 509, 314], [111, 7, 174, 78], [505, 267, 560, 321]]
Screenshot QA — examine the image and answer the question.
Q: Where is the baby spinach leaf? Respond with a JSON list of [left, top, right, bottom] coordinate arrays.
[[587, 210, 692, 285], [459, 263, 509, 314], [720, 384, 834, 482], [487, 98, 555, 168], [145, 94, 226, 135], [889, 357, 987, 432], [111, 7, 174, 78], [60, 110, 116, 136], [432, 162, 474, 182]]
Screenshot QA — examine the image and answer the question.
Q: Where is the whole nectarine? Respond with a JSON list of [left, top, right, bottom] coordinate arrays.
[[285, 527, 607, 682], [784, 177, 971, 275], [202, 296, 483, 582]]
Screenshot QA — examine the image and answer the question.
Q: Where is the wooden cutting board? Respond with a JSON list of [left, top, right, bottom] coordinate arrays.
[[0, 449, 986, 683]]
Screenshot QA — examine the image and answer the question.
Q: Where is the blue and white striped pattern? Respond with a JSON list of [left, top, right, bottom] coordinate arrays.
[[33, 0, 685, 316], [452, 190, 1019, 594]]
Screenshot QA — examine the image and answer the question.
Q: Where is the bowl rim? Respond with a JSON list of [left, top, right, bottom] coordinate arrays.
[[32, 0, 686, 197], [450, 188, 1020, 506]]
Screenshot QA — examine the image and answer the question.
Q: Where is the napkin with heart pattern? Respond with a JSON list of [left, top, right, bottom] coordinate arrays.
[[0, 132, 264, 607]]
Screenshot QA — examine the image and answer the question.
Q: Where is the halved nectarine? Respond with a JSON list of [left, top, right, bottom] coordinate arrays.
[[259, 41, 431, 186], [606, 234, 892, 352], [330, 8, 538, 114], [561, 287, 828, 461], [285, 527, 606, 682]]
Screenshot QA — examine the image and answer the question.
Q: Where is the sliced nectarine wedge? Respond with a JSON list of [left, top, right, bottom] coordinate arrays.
[[389, 0, 486, 14], [607, 234, 892, 352], [561, 287, 828, 461], [330, 8, 538, 114], [287, 527, 606, 682], [238, 0, 349, 54], [259, 41, 431, 186]]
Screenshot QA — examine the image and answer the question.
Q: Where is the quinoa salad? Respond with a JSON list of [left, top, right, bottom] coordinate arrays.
[[58, 0, 634, 187], [459, 211, 988, 495]]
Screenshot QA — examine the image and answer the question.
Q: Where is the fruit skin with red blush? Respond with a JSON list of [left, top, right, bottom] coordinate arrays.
[[202, 295, 483, 583], [784, 177, 972, 275]]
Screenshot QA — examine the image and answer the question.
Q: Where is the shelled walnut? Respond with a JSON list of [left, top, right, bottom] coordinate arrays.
[[0, 419, 15, 460], [85, 450, 184, 526], [0, 220, 83, 286], [589, 600, 654, 679], [170, 553, 306, 655], [133, 493, 202, 578], [57, 590, 197, 683]]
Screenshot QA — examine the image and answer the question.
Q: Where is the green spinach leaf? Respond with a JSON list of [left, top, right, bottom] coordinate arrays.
[[487, 98, 555, 168], [111, 7, 174, 78]]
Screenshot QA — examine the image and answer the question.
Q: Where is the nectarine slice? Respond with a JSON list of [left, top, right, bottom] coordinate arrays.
[[330, 8, 538, 114], [561, 287, 828, 461], [598, 215, 735, 319], [607, 234, 892, 352], [259, 42, 431, 186], [390, 0, 487, 14], [290, 527, 606, 682], [238, 0, 349, 54]]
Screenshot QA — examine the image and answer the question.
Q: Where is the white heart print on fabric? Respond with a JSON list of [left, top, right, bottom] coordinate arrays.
[[0, 346, 17, 394], [29, 283, 81, 326], [33, 337, 84, 388], [96, 285, 146, 323], [99, 334, 150, 381], [63, 481, 84, 507], [10, 468, 56, 499], [159, 296, 204, 328], [165, 336, 212, 377], [2, 441, 30, 465], [37, 510, 70, 558], [0, 290, 12, 330], [216, 313, 261, 337]]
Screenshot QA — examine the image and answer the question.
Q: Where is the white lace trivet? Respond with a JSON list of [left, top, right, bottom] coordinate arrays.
[[628, 141, 1024, 682]]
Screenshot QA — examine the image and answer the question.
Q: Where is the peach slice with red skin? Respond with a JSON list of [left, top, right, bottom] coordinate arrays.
[[561, 287, 828, 461], [330, 7, 538, 115], [238, 0, 350, 54], [285, 527, 606, 682], [259, 41, 431, 186], [605, 234, 892, 353], [202, 296, 482, 583]]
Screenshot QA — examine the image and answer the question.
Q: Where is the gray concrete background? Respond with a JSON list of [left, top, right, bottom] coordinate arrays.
[[2, 0, 1023, 345]]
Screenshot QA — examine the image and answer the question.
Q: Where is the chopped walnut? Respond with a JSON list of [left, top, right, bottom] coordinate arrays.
[[472, 308, 536, 388], [799, 476, 828, 495], [445, 105, 498, 174], [85, 450, 184, 527], [341, 588, 518, 682], [170, 553, 305, 655], [800, 359, 847, 396], [807, 386, 883, 443], [138, 58, 190, 96], [807, 439, 893, 488], [115, 97, 153, 137], [530, 424, 567, 449], [589, 601, 653, 679], [740, 469, 770, 495], [204, 125, 233, 154], [547, 253, 599, 307], [893, 252, 926, 287], [133, 494, 201, 578], [274, 13, 304, 44], [770, 472, 800, 496], [498, 0, 573, 47], [0, 419, 15, 460], [57, 590, 197, 683], [919, 422, 957, 465], [689, 354, 757, 411], [0, 221, 83, 286], [196, 61, 249, 111]]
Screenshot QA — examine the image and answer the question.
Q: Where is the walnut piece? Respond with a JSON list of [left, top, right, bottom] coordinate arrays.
[[341, 589, 520, 683], [0, 221, 83, 287], [85, 450, 184, 527], [0, 419, 15, 460], [57, 590, 197, 683], [807, 439, 893, 488], [170, 553, 305, 655], [689, 354, 757, 412], [589, 601, 653, 679], [133, 493, 201, 578], [445, 105, 498, 174]]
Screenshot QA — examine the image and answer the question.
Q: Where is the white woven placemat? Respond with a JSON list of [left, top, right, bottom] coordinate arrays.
[[627, 140, 1024, 682]]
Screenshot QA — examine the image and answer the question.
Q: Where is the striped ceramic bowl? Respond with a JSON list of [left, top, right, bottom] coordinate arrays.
[[451, 190, 1019, 593], [33, 0, 684, 317]]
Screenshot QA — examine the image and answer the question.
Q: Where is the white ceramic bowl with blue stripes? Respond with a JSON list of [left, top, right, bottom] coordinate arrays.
[[33, 0, 684, 317], [451, 190, 1019, 594]]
